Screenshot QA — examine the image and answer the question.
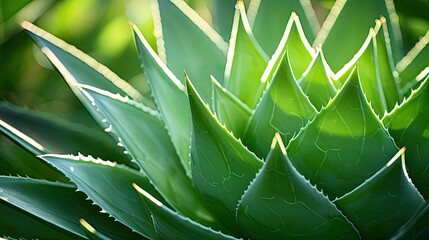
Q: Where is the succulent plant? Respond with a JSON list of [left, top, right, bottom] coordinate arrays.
[[1, 0, 429, 239]]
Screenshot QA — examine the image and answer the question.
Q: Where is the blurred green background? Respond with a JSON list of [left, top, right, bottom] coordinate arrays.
[[0, 0, 428, 120]]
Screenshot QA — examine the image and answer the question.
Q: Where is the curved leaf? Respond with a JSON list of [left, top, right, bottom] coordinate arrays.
[[248, 0, 319, 56], [358, 19, 401, 117], [153, 0, 227, 105], [391, 201, 429, 239], [78, 85, 218, 229], [133, 24, 191, 174], [224, 1, 268, 108], [0, 176, 140, 239], [333, 148, 424, 239], [383, 75, 429, 199], [236, 133, 360, 239], [40, 154, 158, 239], [187, 76, 263, 231], [288, 67, 398, 199], [211, 0, 236, 41], [211, 76, 251, 137], [79, 219, 110, 240], [133, 184, 239, 240], [315, 0, 403, 72], [298, 49, 337, 110], [21, 21, 145, 103], [0, 103, 129, 166], [242, 53, 316, 159]]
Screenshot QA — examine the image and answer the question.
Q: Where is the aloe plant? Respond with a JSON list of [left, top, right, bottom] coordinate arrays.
[[1, 0, 429, 239]]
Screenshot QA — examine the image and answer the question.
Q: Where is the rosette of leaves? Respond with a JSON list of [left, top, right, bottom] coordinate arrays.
[[1, 0, 429, 239]]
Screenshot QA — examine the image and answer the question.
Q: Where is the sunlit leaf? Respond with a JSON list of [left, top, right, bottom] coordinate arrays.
[[133, 24, 191, 174], [187, 76, 263, 231], [243, 53, 316, 158], [333, 148, 424, 239], [153, 0, 227, 105], [288, 68, 398, 199], [236, 134, 360, 239], [383, 75, 429, 199]]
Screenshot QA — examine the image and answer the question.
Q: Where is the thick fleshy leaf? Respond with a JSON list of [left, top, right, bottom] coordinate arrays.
[[358, 19, 402, 117], [397, 30, 429, 94], [288, 67, 398, 199], [0, 201, 76, 240], [211, 76, 251, 137], [21, 21, 145, 103], [224, 1, 268, 108], [211, 0, 236, 41], [242, 53, 317, 159], [0, 176, 141, 239], [248, 0, 319, 56], [236, 133, 360, 239], [315, 0, 403, 72], [132, 24, 191, 174], [0, 103, 129, 166], [257, 13, 315, 93], [298, 49, 337, 110], [187, 76, 263, 231], [79, 219, 110, 240], [78, 85, 219, 229], [153, 0, 227, 105], [383, 75, 429, 199], [40, 154, 158, 239], [133, 184, 239, 240], [391, 201, 429, 239], [333, 148, 424, 239]]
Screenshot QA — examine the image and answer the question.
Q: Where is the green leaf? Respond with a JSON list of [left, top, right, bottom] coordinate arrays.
[[0, 200, 75, 240], [333, 148, 424, 239], [79, 219, 110, 240], [287, 67, 398, 199], [133, 24, 191, 174], [78, 85, 219, 229], [40, 154, 158, 239], [187, 76, 263, 231], [236, 134, 360, 239], [224, 1, 268, 109], [248, 0, 319, 56], [298, 49, 337, 110], [0, 176, 140, 239], [0, 103, 130, 166], [133, 184, 239, 240], [257, 14, 315, 93], [211, 0, 235, 41], [153, 0, 227, 105], [315, 0, 404, 72], [383, 75, 429, 199], [358, 20, 402, 117], [397, 30, 429, 94], [211, 76, 251, 138], [21, 21, 146, 104], [391, 201, 429, 239], [242, 53, 317, 159]]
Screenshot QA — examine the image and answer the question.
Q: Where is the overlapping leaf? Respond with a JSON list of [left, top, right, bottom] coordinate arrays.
[[383, 75, 429, 199], [40, 154, 158, 239], [315, 0, 403, 72], [0, 176, 140, 239], [236, 134, 360, 239], [223, 1, 268, 109], [133, 24, 191, 174], [153, 0, 227, 105], [187, 76, 263, 230], [288, 67, 398, 199], [358, 19, 402, 117], [298, 49, 336, 110], [78, 85, 218, 229], [334, 148, 424, 239], [134, 184, 239, 240], [248, 0, 318, 56], [211, 76, 251, 137], [243, 53, 316, 158]]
